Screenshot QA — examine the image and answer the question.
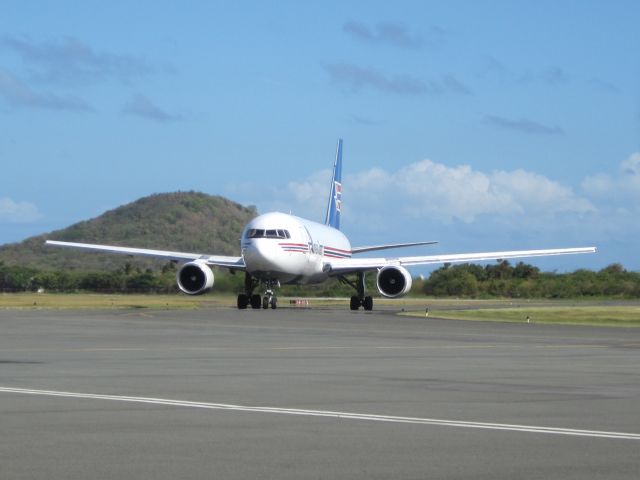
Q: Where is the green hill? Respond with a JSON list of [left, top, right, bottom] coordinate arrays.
[[0, 192, 257, 271]]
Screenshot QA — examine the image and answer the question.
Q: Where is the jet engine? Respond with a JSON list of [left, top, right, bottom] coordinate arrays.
[[376, 265, 412, 298], [177, 261, 214, 295]]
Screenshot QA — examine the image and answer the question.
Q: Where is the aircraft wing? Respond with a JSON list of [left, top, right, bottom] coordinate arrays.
[[326, 246, 597, 274], [45, 240, 246, 270], [351, 241, 438, 254]]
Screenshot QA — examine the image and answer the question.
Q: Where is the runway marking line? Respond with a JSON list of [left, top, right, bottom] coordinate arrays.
[[1, 386, 639, 441], [0, 344, 612, 354]]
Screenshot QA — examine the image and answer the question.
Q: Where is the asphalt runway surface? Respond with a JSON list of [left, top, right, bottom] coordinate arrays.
[[1, 305, 639, 479]]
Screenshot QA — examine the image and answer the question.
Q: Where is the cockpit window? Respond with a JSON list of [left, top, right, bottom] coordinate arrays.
[[246, 228, 290, 239], [247, 229, 265, 238]]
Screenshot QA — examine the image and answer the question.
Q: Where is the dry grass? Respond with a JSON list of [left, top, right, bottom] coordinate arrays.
[[0, 293, 232, 310], [400, 306, 640, 327], [3, 294, 638, 327]]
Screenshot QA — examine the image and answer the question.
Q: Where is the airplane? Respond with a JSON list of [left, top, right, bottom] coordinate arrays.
[[46, 139, 596, 311]]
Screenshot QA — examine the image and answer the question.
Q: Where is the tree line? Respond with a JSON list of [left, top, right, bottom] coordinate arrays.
[[421, 261, 640, 298], [1, 260, 639, 298]]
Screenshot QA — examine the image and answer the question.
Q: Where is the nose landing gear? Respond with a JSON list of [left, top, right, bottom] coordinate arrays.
[[262, 290, 277, 309], [237, 273, 278, 310]]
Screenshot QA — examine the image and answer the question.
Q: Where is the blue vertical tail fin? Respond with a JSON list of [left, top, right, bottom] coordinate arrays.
[[324, 139, 343, 230]]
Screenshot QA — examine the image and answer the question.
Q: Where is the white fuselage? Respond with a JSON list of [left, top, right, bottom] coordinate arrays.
[[240, 212, 351, 284]]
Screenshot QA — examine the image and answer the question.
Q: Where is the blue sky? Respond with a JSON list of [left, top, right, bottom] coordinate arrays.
[[1, 1, 639, 271]]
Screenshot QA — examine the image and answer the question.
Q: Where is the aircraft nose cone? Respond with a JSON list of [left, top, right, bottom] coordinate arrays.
[[243, 240, 277, 271]]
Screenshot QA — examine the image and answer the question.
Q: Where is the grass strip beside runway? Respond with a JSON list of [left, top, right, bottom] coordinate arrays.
[[0, 293, 229, 310], [400, 306, 640, 327]]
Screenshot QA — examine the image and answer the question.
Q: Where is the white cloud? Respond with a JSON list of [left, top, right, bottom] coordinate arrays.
[[569, 152, 640, 262], [620, 152, 640, 178], [287, 169, 331, 203], [345, 160, 594, 223], [581, 173, 613, 196], [0, 197, 42, 223], [229, 159, 594, 226], [582, 152, 640, 201], [491, 169, 594, 215]]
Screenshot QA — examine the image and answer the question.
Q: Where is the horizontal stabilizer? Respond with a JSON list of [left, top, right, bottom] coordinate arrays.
[[351, 241, 439, 254]]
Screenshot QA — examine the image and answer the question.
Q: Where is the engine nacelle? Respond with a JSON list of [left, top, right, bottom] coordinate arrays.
[[376, 265, 413, 298], [177, 261, 214, 295]]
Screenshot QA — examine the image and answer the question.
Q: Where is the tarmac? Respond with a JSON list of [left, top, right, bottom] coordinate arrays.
[[1, 305, 639, 479]]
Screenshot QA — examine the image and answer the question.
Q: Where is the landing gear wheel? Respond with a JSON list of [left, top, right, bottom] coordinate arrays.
[[262, 296, 269, 309], [270, 297, 277, 309], [250, 294, 261, 309], [363, 296, 373, 311], [237, 294, 249, 309], [350, 296, 360, 311]]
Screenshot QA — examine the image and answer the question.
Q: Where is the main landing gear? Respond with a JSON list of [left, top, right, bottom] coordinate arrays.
[[341, 271, 373, 311], [237, 273, 277, 310]]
